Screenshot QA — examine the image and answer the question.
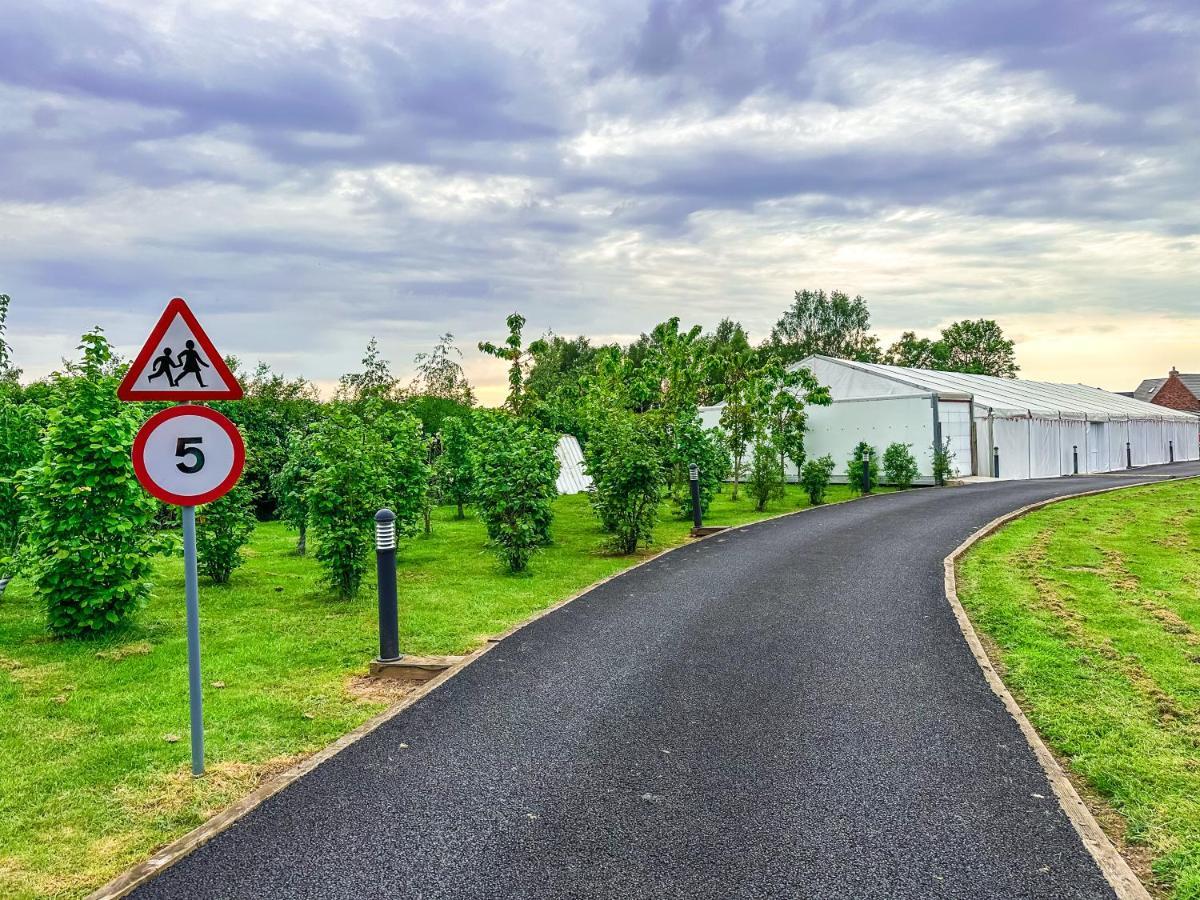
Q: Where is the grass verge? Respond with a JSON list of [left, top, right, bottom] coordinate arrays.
[[0, 483, 873, 899], [957, 478, 1200, 899]]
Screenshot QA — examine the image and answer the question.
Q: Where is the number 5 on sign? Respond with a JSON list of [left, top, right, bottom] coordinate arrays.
[[133, 406, 244, 506]]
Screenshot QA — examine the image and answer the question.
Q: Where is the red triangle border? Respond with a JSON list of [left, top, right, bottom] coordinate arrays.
[[117, 298, 244, 401]]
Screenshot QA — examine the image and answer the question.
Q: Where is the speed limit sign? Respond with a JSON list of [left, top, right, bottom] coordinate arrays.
[[132, 405, 245, 506]]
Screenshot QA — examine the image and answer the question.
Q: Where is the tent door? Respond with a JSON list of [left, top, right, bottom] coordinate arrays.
[[1088, 422, 1104, 473]]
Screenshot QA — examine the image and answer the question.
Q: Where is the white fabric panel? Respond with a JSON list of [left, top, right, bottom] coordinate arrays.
[[974, 415, 991, 477], [555, 434, 592, 495], [1085, 421, 1107, 473], [1030, 419, 1061, 477], [993, 417, 1031, 480], [1059, 418, 1086, 475], [937, 400, 973, 476], [803, 356, 927, 400], [803, 396, 938, 483]]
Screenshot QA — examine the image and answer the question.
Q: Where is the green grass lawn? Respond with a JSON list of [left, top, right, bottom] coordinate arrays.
[[0, 483, 872, 899], [958, 479, 1200, 899]]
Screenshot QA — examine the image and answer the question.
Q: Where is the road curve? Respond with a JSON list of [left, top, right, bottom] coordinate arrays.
[[133, 463, 1200, 900]]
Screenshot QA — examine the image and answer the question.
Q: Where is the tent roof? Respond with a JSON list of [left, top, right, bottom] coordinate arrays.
[[802, 356, 1198, 420]]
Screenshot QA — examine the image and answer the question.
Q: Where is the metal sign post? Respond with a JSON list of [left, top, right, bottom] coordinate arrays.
[[182, 505, 205, 775]]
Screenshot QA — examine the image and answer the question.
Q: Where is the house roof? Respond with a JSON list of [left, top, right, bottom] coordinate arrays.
[[802, 356, 1198, 421], [1134, 378, 1166, 402]]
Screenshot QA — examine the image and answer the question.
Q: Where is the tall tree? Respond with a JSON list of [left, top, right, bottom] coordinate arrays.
[[478, 313, 530, 411], [769, 289, 881, 364], [338, 338, 397, 402], [937, 319, 1019, 377], [884, 331, 940, 369], [411, 333, 475, 405]]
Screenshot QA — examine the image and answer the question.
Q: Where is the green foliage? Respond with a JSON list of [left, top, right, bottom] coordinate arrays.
[[931, 437, 957, 485], [478, 313, 530, 412], [885, 319, 1018, 377], [881, 442, 919, 488], [23, 330, 168, 636], [410, 333, 475, 406], [0, 293, 20, 383], [472, 414, 559, 572], [585, 412, 664, 553], [337, 338, 398, 403], [272, 428, 319, 554], [437, 415, 475, 518], [769, 289, 882, 364], [373, 403, 430, 538], [846, 441, 879, 495], [800, 454, 836, 505], [195, 483, 256, 584], [0, 395, 41, 571], [665, 416, 726, 521], [747, 441, 785, 512], [306, 405, 394, 600]]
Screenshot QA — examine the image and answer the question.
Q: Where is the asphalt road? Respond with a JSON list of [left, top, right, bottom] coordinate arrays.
[[134, 463, 1200, 900]]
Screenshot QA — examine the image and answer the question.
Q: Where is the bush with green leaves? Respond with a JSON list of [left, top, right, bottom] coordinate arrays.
[[585, 412, 664, 553], [846, 441, 879, 495], [437, 415, 475, 519], [195, 482, 256, 584], [931, 437, 956, 485], [0, 395, 42, 582], [800, 454, 836, 505], [472, 414, 559, 572], [374, 404, 430, 538], [882, 442, 919, 488], [747, 440, 784, 512], [272, 428, 319, 555], [306, 405, 394, 600], [23, 330, 169, 636], [665, 415, 727, 522]]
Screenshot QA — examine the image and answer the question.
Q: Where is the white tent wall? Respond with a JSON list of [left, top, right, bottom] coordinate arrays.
[[993, 417, 1031, 479], [1059, 418, 1087, 476], [937, 400, 973, 476], [804, 395, 938, 483]]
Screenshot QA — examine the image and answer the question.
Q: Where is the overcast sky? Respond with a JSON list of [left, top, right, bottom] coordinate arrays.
[[2, 0, 1197, 403]]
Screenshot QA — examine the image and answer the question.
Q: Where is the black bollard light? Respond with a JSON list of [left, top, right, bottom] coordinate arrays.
[[992, 446, 1000, 479], [1072, 445, 1078, 475], [688, 464, 703, 529], [1126, 441, 1132, 469], [1170, 440, 1174, 463], [861, 449, 871, 494], [375, 509, 402, 663]]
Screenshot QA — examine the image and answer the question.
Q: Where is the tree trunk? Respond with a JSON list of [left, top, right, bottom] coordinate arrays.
[[456, 499, 464, 520], [423, 507, 432, 535], [297, 523, 307, 556]]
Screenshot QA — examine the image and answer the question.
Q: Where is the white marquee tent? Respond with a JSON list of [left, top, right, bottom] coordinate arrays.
[[701, 355, 1199, 482]]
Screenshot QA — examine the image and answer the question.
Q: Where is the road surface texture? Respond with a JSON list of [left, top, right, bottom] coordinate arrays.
[[134, 463, 1200, 900]]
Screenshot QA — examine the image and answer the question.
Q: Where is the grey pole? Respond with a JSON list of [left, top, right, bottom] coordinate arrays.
[[688, 464, 703, 529], [375, 509, 401, 662], [1169, 440, 1174, 463], [1126, 441, 1132, 469], [1072, 445, 1078, 475], [182, 505, 204, 777], [992, 446, 1000, 478]]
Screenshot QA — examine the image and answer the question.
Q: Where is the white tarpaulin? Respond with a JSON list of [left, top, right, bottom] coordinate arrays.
[[555, 434, 592, 494]]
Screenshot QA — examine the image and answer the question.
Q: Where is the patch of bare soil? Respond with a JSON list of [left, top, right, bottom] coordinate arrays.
[[346, 675, 421, 705]]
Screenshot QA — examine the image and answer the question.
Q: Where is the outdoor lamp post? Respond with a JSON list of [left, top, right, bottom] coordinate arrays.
[[688, 464, 703, 529], [375, 509, 401, 663]]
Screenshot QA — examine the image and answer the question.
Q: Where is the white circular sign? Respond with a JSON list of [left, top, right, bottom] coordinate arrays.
[[132, 406, 245, 506]]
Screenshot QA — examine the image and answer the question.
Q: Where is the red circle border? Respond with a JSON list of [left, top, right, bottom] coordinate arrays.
[[132, 405, 246, 507]]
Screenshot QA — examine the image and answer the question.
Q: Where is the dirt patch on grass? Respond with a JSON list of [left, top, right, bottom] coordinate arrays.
[[346, 675, 421, 705], [96, 641, 154, 661]]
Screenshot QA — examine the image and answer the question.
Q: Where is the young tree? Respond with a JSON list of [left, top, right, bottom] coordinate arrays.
[[437, 415, 475, 519], [374, 404, 430, 539], [585, 412, 664, 553], [714, 347, 759, 500], [664, 415, 727, 521], [930, 437, 957, 485], [0, 293, 20, 384], [800, 455, 836, 505], [23, 330, 168, 635], [881, 442, 919, 488], [769, 289, 881, 364], [472, 414, 559, 572], [479, 313, 532, 412], [0, 396, 40, 595], [196, 483, 256, 584], [846, 442, 880, 495], [338, 338, 398, 403], [306, 405, 393, 600], [747, 441, 784, 512], [411, 333, 475, 405], [273, 428, 319, 554], [884, 331, 940, 369]]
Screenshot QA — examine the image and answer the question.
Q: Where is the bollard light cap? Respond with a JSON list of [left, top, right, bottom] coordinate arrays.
[[375, 508, 396, 523]]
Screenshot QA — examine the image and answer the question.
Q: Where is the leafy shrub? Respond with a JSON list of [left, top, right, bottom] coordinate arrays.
[[930, 437, 956, 485], [273, 428, 318, 554], [373, 405, 429, 539], [665, 415, 726, 522], [306, 405, 394, 599], [800, 454, 835, 504], [747, 441, 784, 512], [846, 441, 879, 495], [437, 415, 475, 519], [0, 396, 41, 577], [473, 414, 559, 572], [882, 442, 919, 488], [196, 482, 256, 584], [23, 331, 169, 636], [585, 412, 664, 553]]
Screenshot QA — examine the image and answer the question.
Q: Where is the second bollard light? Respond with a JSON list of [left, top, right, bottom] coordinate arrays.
[[375, 508, 402, 663]]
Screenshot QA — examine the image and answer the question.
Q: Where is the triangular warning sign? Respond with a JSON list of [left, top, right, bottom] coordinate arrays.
[[118, 298, 243, 401]]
